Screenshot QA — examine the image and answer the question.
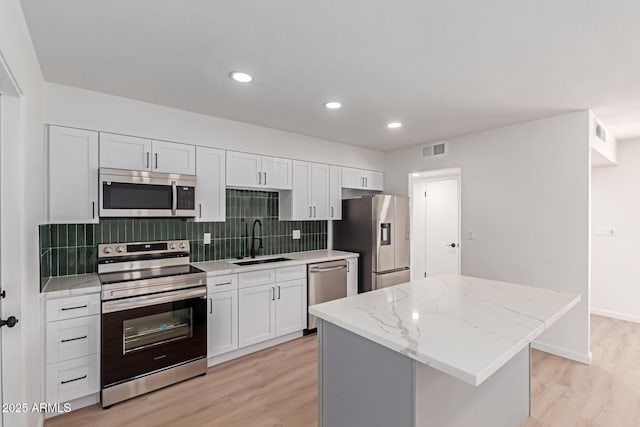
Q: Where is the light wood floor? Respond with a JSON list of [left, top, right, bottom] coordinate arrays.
[[47, 315, 640, 427]]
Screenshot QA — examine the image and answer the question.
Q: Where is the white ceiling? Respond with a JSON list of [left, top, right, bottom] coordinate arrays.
[[20, 0, 640, 151]]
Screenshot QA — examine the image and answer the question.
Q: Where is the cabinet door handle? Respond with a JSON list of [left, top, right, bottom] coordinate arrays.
[[272, 287, 275, 301], [61, 335, 87, 343], [215, 282, 232, 287], [362, 177, 365, 187], [347, 262, 350, 272], [331, 206, 334, 218], [313, 206, 316, 217], [309, 206, 312, 218], [199, 203, 202, 218], [258, 172, 262, 185], [155, 153, 158, 169], [209, 297, 213, 314], [92, 201, 95, 219], [60, 305, 87, 311], [146, 152, 150, 169], [277, 285, 281, 300], [61, 375, 87, 385], [263, 172, 267, 186], [365, 177, 368, 187]]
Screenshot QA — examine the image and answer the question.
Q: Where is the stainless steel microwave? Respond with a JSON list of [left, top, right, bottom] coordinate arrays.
[[99, 168, 197, 218]]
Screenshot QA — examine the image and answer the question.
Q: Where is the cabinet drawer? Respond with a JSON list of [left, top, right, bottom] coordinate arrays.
[[46, 354, 99, 404], [46, 294, 100, 322], [46, 315, 100, 365], [207, 274, 238, 294], [238, 269, 276, 288], [276, 265, 306, 282]]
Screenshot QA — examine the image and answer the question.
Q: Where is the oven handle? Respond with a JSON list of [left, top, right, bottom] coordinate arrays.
[[171, 180, 177, 216], [102, 287, 206, 313]]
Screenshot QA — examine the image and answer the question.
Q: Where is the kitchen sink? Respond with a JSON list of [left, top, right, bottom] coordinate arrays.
[[232, 257, 292, 266]]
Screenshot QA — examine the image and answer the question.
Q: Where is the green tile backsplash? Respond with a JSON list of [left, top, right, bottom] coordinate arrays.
[[40, 189, 327, 288]]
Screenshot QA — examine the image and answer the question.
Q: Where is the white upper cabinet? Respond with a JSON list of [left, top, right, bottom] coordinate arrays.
[[99, 133, 152, 171], [100, 134, 195, 175], [226, 151, 292, 190], [341, 167, 384, 191], [151, 140, 196, 175], [362, 170, 384, 191], [49, 126, 99, 224], [195, 146, 226, 222], [329, 166, 342, 220], [280, 161, 330, 220], [311, 163, 330, 219], [261, 156, 293, 190], [226, 151, 262, 187]]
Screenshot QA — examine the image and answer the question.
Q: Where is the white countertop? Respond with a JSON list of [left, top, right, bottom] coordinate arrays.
[[309, 274, 580, 387], [192, 249, 358, 275], [41, 273, 101, 299]]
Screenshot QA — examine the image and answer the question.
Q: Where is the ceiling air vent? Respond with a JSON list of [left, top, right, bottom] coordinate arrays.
[[422, 142, 447, 157], [594, 120, 607, 142]]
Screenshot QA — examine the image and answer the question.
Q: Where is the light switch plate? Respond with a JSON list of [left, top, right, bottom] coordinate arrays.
[[292, 230, 301, 240], [203, 232, 211, 244]]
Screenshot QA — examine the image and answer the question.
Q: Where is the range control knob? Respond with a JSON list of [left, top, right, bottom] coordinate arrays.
[[179, 242, 186, 249], [103, 246, 113, 254], [169, 243, 177, 250], [116, 246, 125, 253]]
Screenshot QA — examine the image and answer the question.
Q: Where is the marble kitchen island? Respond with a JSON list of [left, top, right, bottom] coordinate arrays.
[[309, 274, 580, 427]]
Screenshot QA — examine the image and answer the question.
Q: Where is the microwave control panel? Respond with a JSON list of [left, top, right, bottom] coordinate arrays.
[[177, 186, 195, 210]]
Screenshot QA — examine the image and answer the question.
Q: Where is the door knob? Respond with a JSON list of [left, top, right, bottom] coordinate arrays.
[[445, 243, 459, 248], [0, 316, 18, 328]]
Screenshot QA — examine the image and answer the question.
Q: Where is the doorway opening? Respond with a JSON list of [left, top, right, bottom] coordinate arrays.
[[409, 168, 461, 281]]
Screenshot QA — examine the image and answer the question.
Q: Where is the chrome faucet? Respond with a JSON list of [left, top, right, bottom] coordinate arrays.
[[250, 219, 263, 258]]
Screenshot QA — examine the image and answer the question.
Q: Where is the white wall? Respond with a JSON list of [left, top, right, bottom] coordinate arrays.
[[385, 111, 592, 363], [591, 139, 640, 322], [0, 1, 46, 426], [44, 83, 385, 171]]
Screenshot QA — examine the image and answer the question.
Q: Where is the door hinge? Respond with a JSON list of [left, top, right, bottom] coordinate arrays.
[[424, 192, 427, 198], [423, 272, 427, 278], [0, 289, 5, 299]]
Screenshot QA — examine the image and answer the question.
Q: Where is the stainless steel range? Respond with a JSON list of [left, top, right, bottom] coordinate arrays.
[[98, 240, 207, 408]]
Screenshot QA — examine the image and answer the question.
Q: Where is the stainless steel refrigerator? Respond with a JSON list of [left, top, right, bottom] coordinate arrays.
[[333, 195, 410, 293]]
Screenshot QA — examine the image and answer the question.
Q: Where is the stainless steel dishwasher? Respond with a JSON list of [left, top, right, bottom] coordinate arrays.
[[307, 259, 348, 331]]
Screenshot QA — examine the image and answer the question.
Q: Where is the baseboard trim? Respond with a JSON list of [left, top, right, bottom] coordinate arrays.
[[208, 331, 304, 367], [591, 307, 640, 324], [44, 393, 100, 419], [531, 340, 592, 365]]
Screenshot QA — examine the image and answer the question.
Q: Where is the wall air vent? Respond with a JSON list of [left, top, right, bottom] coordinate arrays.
[[595, 120, 607, 142], [422, 142, 447, 157]]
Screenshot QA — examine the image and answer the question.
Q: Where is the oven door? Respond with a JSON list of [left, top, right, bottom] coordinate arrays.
[[101, 287, 207, 388], [100, 168, 196, 217]]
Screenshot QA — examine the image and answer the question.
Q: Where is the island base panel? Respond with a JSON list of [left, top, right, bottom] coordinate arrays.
[[415, 345, 530, 427], [318, 320, 531, 427], [318, 320, 415, 427]]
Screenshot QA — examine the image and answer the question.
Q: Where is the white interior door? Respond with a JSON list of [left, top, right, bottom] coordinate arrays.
[[425, 178, 460, 276]]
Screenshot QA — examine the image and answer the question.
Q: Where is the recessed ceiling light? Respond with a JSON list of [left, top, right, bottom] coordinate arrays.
[[229, 71, 253, 83], [412, 172, 420, 177], [324, 101, 342, 110], [387, 122, 402, 129]]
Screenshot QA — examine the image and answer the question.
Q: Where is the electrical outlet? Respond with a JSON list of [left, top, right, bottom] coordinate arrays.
[[292, 230, 301, 240], [204, 232, 211, 244]]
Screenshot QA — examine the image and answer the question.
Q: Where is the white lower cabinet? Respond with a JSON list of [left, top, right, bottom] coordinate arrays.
[[275, 279, 307, 336], [46, 354, 100, 404], [208, 275, 239, 358], [44, 293, 100, 406], [239, 283, 277, 347], [237, 267, 308, 349], [208, 290, 238, 357]]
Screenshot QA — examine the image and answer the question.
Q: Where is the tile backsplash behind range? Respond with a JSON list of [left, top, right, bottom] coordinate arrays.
[[40, 189, 327, 288]]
